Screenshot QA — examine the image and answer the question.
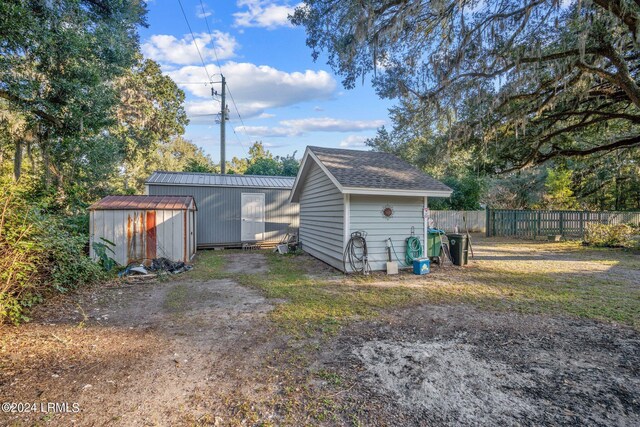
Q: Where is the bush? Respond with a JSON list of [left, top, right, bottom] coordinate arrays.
[[583, 223, 636, 248], [0, 183, 105, 324]]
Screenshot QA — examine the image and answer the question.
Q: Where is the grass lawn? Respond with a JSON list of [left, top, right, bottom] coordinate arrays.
[[181, 237, 640, 335]]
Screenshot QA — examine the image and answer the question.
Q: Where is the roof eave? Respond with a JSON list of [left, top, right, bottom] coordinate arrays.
[[342, 187, 453, 197], [146, 182, 293, 190], [289, 148, 346, 203]]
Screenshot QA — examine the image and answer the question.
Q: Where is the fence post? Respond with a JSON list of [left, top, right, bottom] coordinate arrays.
[[537, 211, 541, 237], [512, 210, 517, 236], [559, 211, 564, 236], [580, 211, 584, 237], [492, 209, 496, 236], [485, 207, 490, 237]]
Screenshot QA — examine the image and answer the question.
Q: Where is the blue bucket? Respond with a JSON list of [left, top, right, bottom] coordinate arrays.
[[413, 258, 431, 275]]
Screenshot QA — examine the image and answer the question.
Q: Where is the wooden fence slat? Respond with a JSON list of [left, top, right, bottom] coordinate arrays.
[[485, 208, 640, 238]]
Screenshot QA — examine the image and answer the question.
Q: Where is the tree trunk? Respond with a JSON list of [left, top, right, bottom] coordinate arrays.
[[41, 136, 51, 189], [13, 139, 23, 181]]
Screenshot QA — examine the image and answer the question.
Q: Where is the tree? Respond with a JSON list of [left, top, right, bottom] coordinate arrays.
[[120, 137, 217, 192], [293, 1, 640, 170], [280, 153, 300, 176], [113, 57, 189, 189], [242, 142, 301, 176], [248, 141, 272, 161], [538, 167, 580, 209], [226, 156, 249, 174], [0, 0, 147, 185], [430, 175, 487, 210], [245, 157, 282, 176], [183, 158, 217, 174]]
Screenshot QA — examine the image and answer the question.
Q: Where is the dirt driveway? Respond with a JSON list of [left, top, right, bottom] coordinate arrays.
[[1, 239, 640, 426], [0, 254, 286, 426]]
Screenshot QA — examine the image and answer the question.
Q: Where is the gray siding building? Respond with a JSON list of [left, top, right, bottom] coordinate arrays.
[[146, 172, 298, 248], [290, 147, 452, 272]]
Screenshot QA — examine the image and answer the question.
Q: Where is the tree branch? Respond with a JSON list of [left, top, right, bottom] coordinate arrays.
[[0, 90, 60, 126]]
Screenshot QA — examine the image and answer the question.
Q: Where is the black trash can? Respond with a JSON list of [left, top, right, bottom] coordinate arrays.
[[447, 233, 468, 266]]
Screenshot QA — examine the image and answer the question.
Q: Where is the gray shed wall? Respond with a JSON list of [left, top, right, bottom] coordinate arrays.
[[147, 184, 298, 246], [348, 195, 425, 272], [298, 161, 344, 270]]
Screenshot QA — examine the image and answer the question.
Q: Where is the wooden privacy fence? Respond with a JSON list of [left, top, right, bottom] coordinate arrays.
[[430, 210, 486, 232], [486, 209, 640, 238]]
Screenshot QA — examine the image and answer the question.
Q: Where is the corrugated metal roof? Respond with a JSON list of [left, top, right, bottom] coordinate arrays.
[[146, 171, 295, 189], [89, 195, 196, 211]]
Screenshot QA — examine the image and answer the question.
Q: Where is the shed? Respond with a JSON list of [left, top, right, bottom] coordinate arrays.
[[145, 172, 299, 247], [290, 146, 453, 272], [89, 195, 197, 266]]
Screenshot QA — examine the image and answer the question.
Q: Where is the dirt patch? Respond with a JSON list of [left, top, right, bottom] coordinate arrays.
[[355, 339, 535, 425], [0, 278, 283, 426], [224, 252, 269, 274], [319, 305, 640, 426]]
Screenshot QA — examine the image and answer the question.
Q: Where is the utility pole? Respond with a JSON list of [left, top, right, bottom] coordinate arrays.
[[220, 74, 226, 175]]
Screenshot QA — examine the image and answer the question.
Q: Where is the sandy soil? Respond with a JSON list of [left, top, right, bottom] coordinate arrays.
[[318, 305, 640, 426]]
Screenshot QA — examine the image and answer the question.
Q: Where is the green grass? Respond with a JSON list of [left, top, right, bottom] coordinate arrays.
[[185, 242, 640, 334], [163, 283, 188, 312], [178, 250, 227, 281]]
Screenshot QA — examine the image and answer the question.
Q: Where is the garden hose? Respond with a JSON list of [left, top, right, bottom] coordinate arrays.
[[405, 236, 422, 265], [343, 231, 371, 275]]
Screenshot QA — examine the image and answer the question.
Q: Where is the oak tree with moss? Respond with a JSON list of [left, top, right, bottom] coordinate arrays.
[[293, 0, 640, 171]]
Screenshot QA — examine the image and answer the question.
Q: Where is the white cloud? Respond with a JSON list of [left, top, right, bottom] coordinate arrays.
[[238, 125, 294, 137], [182, 100, 223, 125], [196, 2, 212, 18], [233, 0, 301, 29], [280, 117, 385, 132], [340, 135, 370, 148], [239, 118, 384, 137], [258, 112, 275, 119], [142, 32, 238, 65], [167, 62, 336, 118]]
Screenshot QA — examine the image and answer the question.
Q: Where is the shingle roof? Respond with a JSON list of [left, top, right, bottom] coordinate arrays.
[[146, 171, 294, 189], [308, 146, 452, 193], [89, 195, 196, 211]]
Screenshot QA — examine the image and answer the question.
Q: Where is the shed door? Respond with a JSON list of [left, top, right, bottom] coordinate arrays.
[[241, 193, 265, 241]]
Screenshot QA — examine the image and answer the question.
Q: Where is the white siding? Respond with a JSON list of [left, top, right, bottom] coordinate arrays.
[[155, 209, 185, 262], [89, 208, 193, 266], [298, 161, 344, 270], [349, 195, 425, 272]]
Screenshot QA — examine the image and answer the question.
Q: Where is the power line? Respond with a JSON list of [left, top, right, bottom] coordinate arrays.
[[226, 85, 251, 150], [198, 0, 250, 156], [199, 0, 223, 70], [177, 0, 213, 83]]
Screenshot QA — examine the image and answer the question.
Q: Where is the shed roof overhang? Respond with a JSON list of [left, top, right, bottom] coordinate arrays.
[[289, 147, 453, 203], [89, 195, 197, 211]]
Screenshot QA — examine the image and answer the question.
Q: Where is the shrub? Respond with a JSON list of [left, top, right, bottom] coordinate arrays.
[[583, 223, 636, 248], [0, 183, 105, 324]]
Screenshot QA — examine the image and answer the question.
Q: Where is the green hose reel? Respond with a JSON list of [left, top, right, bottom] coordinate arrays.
[[405, 236, 422, 265]]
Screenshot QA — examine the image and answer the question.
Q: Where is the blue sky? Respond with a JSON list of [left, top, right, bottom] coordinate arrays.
[[139, 0, 394, 162]]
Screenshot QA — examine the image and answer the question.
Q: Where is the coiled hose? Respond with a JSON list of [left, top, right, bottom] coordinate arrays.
[[405, 236, 422, 265], [343, 231, 371, 274]]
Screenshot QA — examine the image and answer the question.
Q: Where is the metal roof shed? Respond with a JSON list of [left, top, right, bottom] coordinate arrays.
[[89, 195, 197, 266], [290, 146, 453, 272], [145, 172, 299, 247]]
